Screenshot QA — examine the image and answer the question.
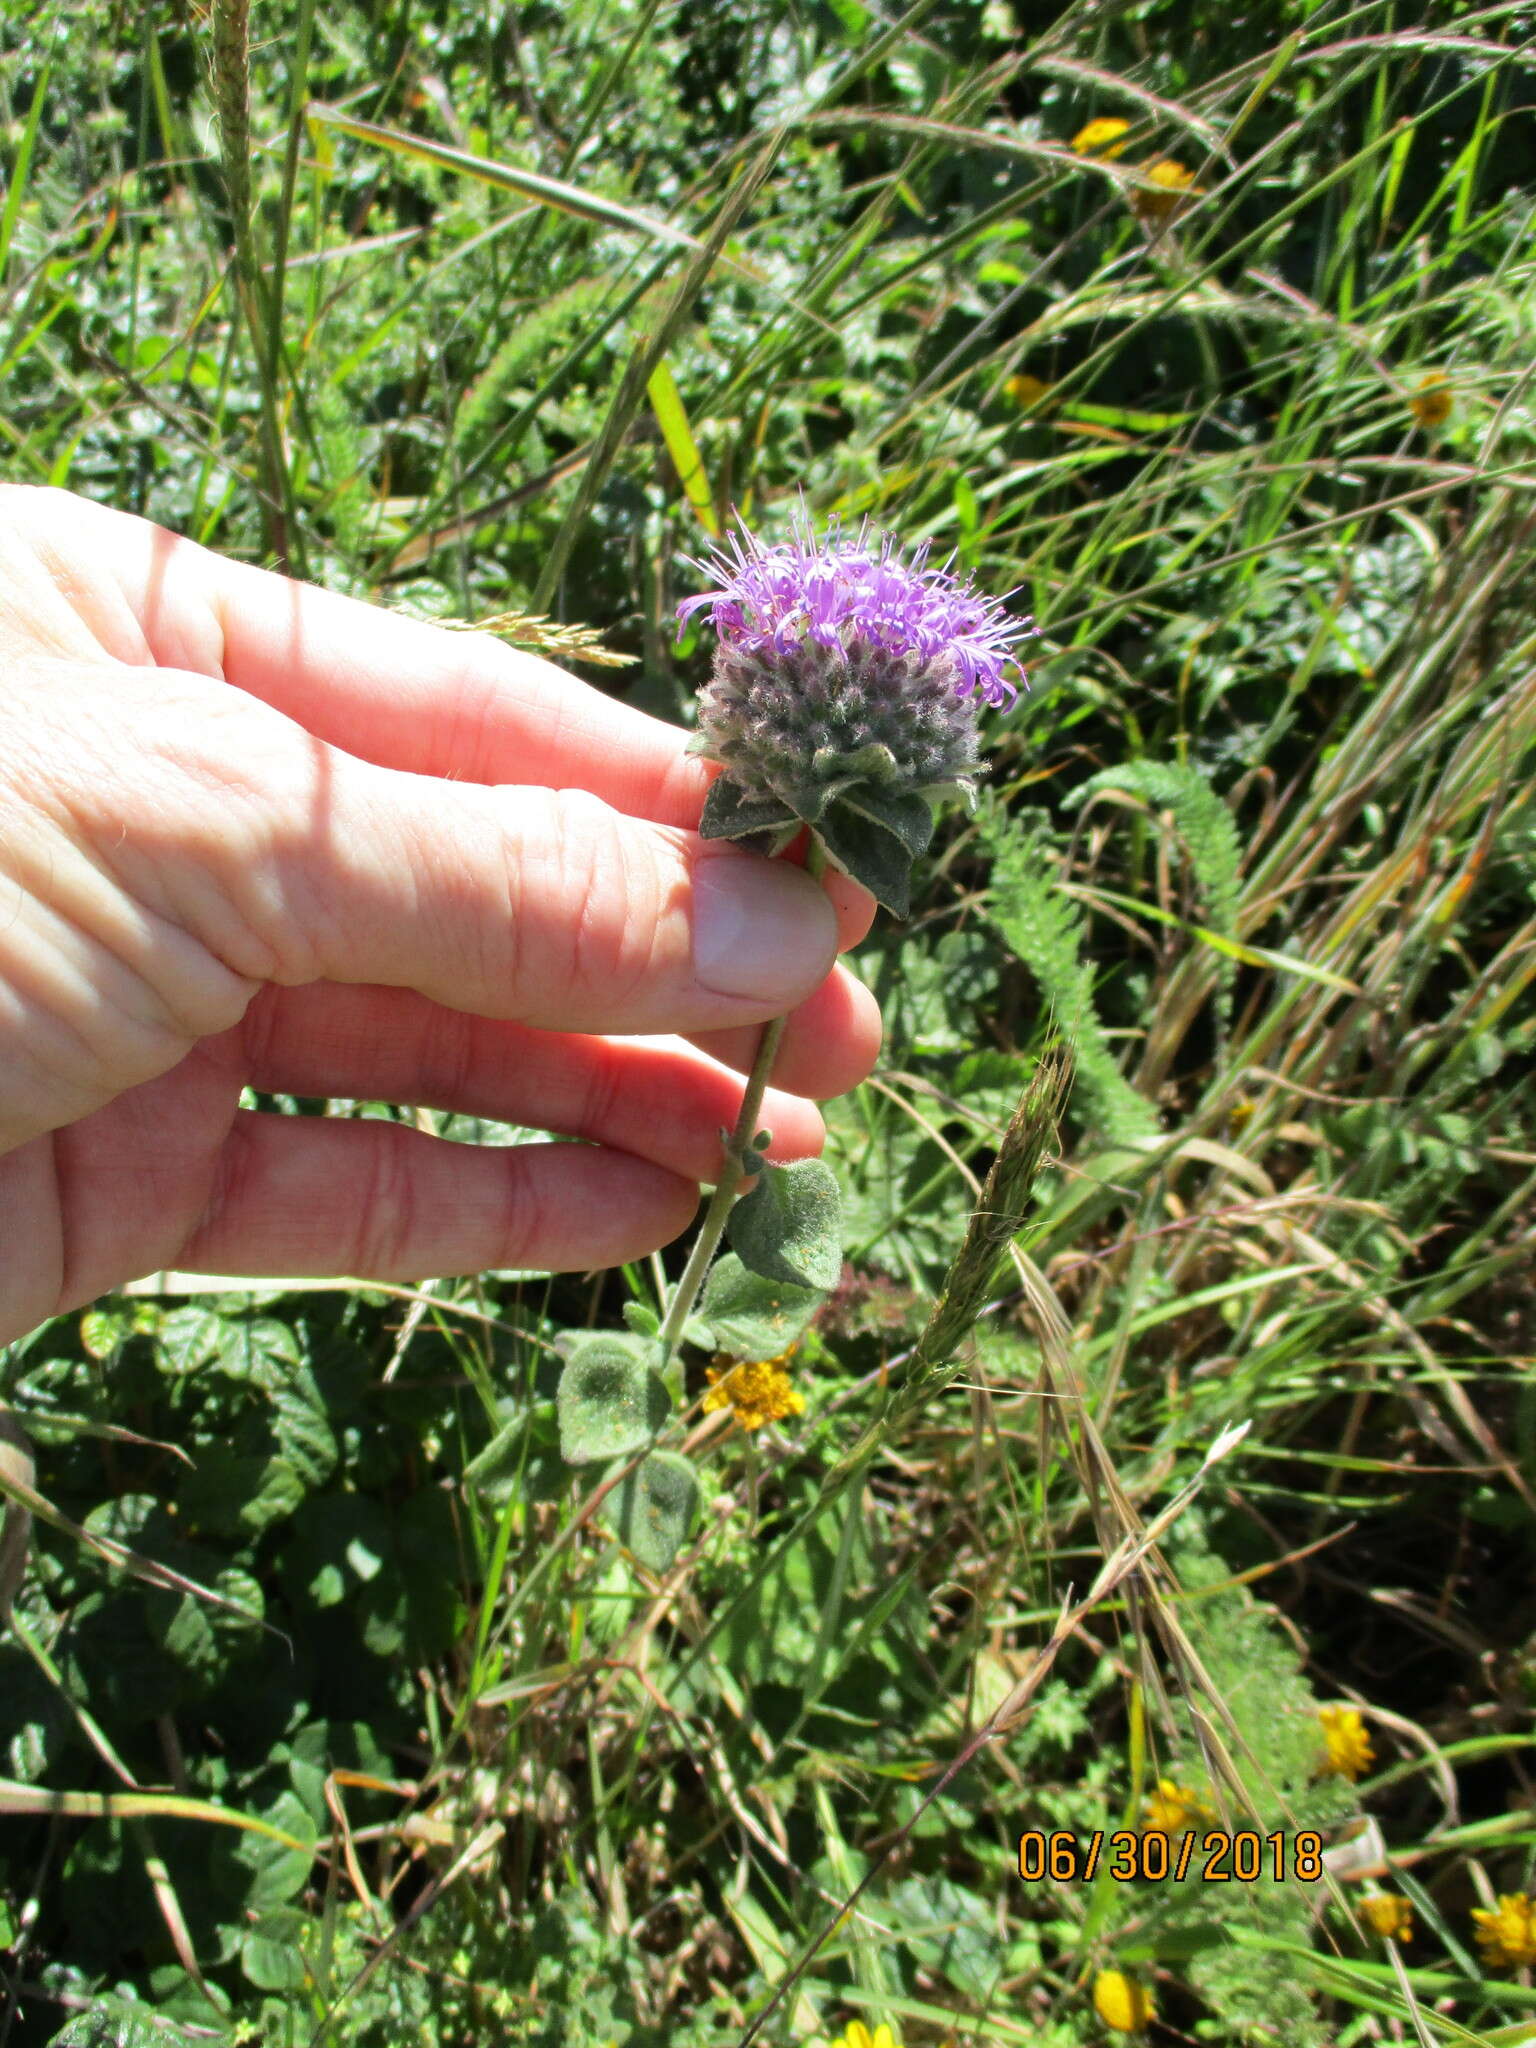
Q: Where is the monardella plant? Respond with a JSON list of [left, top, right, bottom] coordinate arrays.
[[679, 517, 1033, 915], [552, 517, 1032, 1572], [656, 515, 1033, 1350]]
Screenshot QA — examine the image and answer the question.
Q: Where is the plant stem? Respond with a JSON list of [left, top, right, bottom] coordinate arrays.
[[658, 840, 827, 1366], [658, 1009, 787, 1370]]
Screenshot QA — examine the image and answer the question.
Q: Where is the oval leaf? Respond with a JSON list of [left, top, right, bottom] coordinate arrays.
[[698, 1253, 825, 1363], [602, 1451, 699, 1573], [696, 773, 799, 844], [727, 1159, 844, 1292], [557, 1338, 670, 1466], [813, 790, 935, 916]]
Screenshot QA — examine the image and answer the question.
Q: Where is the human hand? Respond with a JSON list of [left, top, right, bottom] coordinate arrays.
[[0, 487, 881, 1345]]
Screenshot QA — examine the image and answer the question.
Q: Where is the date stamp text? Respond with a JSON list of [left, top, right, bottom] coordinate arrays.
[[1016, 1829, 1324, 1884]]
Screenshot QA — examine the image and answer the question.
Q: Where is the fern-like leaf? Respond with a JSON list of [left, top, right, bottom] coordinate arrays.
[[985, 813, 1159, 1143], [1069, 760, 1244, 1022]]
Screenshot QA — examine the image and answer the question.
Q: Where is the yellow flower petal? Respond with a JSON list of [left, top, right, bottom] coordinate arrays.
[[1318, 1705, 1375, 1781], [1360, 1892, 1414, 1941], [1142, 1776, 1214, 1834], [1130, 157, 1203, 225], [1409, 371, 1452, 428], [1093, 1970, 1155, 2032], [1071, 117, 1132, 160], [702, 1354, 805, 1432], [1472, 1893, 1536, 1969]]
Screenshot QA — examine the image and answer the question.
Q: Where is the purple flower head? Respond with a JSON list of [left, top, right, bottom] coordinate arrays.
[[678, 515, 1035, 913], [677, 516, 1033, 709]]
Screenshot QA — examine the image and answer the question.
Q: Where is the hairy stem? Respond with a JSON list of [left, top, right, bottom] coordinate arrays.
[[659, 839, 828, 1367]]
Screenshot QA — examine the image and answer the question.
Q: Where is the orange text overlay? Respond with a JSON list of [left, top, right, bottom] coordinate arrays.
[[1017, 1829, 1324, 1884]]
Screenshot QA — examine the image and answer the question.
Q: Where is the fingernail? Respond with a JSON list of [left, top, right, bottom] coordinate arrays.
[[693, 856, 836, 1003]]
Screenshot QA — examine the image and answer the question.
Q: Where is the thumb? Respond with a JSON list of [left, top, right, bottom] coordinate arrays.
[[286, 770, 842, 1033]]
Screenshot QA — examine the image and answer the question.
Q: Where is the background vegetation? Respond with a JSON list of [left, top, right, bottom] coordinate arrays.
[[2, 0, 1535, 2040]]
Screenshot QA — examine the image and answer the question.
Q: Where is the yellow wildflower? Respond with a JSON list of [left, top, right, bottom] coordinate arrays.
[[1143, 1776, 1215, 1834], [1360, 1892, 1414, 1942], [1131, 158, 1202, 226], [1410, 371, 1452, 428], [702, 1352, 804, 1432], [831, 2026, 901, 2048], [1318, 1705, 1375, 1781], [1472, 1893, 1536, 1969], [1093, 1970, 1155, 2033], [1004, 372, 1054, 411], [1071, 117, 1132, 160]]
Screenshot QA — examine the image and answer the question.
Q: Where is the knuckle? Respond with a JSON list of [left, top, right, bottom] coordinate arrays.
[[491, 1146, 539, 1267], [135, 692, 328, 987], [542, 789, 660, 1013], [349, 1125, 419, 1276], [419, 999, 479, 1113], [573, 1056, 627, 1148]]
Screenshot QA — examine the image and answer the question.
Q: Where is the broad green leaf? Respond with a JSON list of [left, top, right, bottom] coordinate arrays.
[[695, 773, 800, 846], [890, 1873, 1001, 2000], [152, 1306, 226, 1377], [698, 1253, 825, 1362], [602, 1451, 699, 1573], [284, 1493, 391, 1609], [179, 1450, 306, 1537], [45, 1995, 193, 2047], [235, 1791, 317, 1910], [78, 1305, 132, 1360], [270, 1376, 338, 1490], [463, 1417, 525, 1499], [557, 1337, 670, 1465], [728, 1159, 844, 1292], [813, 789, 935, 917], [839, 785, 936, 860], [147, 1564, 264, 1682], [241, 1906, 310, 1991]]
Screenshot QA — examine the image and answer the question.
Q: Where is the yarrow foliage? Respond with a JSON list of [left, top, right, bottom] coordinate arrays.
[[679, 516, 1033, 914]]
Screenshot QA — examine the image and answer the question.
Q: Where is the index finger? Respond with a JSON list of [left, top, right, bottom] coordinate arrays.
[[46, 489, 711, 827], [36, 488, 878, 943]]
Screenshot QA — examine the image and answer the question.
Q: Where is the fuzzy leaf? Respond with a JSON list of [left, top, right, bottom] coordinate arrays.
[[813, 789, 935, 916], [602, 1450, 699, 1572], [557, 1337, 670, 1466], [841, 784, 937, 858], [811, 740, 900, 785], [728, 1159, 844, 1291], [697, 774, 799, 843], [699, 1252, 825, 1362], [920, 775, 980, 814]]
